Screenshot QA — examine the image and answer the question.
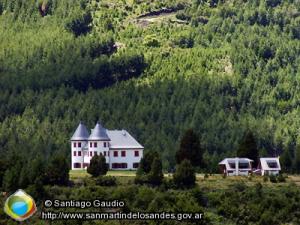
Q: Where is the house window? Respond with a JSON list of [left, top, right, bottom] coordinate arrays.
[[73, 163, 81, 168], [104, 151, 106, 156], [83, 163, 89, 168], [104, 142, 107, 147], [94, 142, 97, 148], [108, 151, 110, 156], [90, 142, 92, 148], [73, 142, 77, 148], [100, 152, 103, 156], [134, 151, 139, 157], [94, 151, 97, 156], [112, 163, 128, 169], [90, 152, 93, 157], [78, 142, 81, 148], [78, 151, 82, 156], [133, 163, 139, 168], [121, 151, 126, 157], [114, 151, 118, 157], [73, 151, 77, 156]]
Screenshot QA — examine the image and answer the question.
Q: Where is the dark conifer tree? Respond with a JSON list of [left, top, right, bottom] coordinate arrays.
[[280, 149, 292, 173], [294, 145, 300, 173], [87, 155, 108, 177], [237, 131, 259, 166], [176, 129, 203, 168], [173, 159, 196, 188], [147, 157, 164, 186], [45, 155, 69, 185]]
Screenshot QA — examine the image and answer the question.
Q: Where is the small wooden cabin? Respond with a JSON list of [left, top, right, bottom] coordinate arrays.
[[219, 158, 253, 176]]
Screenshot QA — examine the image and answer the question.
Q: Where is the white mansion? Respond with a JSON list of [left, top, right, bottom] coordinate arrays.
[[71, 122, 144, 170]]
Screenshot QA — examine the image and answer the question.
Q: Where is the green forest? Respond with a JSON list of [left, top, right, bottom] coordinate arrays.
[[0, 0, 299, 172], [0, 0, 300, 224]]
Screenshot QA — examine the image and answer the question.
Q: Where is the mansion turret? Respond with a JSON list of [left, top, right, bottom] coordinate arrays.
[[71, 122, 144, 170]]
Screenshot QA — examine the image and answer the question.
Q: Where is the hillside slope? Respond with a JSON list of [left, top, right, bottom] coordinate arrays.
[[0, 0, 299, 171]]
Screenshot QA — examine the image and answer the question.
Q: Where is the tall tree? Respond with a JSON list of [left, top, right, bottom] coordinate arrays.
[[138, 151, 160, 174], [294, 145, 300, 173], [147, 157, 164, 186], [176, 129, 203, 168], [87, 155, 108, 177], [280, 148, 292, 173], [45, 155, 69, 185], [173, 159, 196, 188], [135, 151, 163, 186], [237, 131, 259, 166]]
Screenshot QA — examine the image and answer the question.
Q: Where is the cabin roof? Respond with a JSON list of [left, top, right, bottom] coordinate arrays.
[[260, 157, 281, 171]]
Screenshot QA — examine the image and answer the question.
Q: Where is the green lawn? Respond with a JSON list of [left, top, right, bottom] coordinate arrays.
[[69, 170, 300, 189], [69, 170, 137, 179]]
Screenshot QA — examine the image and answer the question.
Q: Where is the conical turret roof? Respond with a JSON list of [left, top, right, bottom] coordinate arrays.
[[71, 122, 90, 141], [88, 122, 110, 141]]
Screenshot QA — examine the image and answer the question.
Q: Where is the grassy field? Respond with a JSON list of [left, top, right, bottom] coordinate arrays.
[[69, 170, 300, 189]]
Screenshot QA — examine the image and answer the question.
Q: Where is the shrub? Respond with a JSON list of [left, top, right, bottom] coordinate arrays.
[[231, 182, 247, 192], [277, 174, 285, 182], [173, 160, 196, 188], [87, 155, 108, 177], [95, 176, 117, 186], [263, 175, 268, 182], [269, 174, 277, 183]]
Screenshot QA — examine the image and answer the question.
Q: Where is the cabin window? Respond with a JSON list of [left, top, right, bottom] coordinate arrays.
[[267, 161, 278, 168], [239, 163, 250, 169], [134, 151, 139, 157], [78, 142, 81, 148], [94, 142, 97, 148], [73, 163, 81, 168], [78, 151, 81, 156], [73, 142, 77, 148], [121, 151, 126, 157], [229, 163, 236, 169]]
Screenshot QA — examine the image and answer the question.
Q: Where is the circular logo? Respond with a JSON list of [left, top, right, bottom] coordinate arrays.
[[4, 189, 37, 221]]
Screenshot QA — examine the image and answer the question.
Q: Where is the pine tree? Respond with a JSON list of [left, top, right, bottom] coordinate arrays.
[[294, 145, 300, 173], [138, 151, 160, 174], [87, 155, 108, 177], [176, 129, 203, 168], [147, 157, 164, 186], [280, 149, 292, 173], [237, 131, 259, 166], [173, 159, 196, 188], [45, 155, 69, 185]]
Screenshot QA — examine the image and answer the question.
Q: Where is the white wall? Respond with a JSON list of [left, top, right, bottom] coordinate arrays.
[[84, 141, 110, 165], [71, 141, 86, 170], [72, 140, 144, 170], [109, 149, 143, 170]]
